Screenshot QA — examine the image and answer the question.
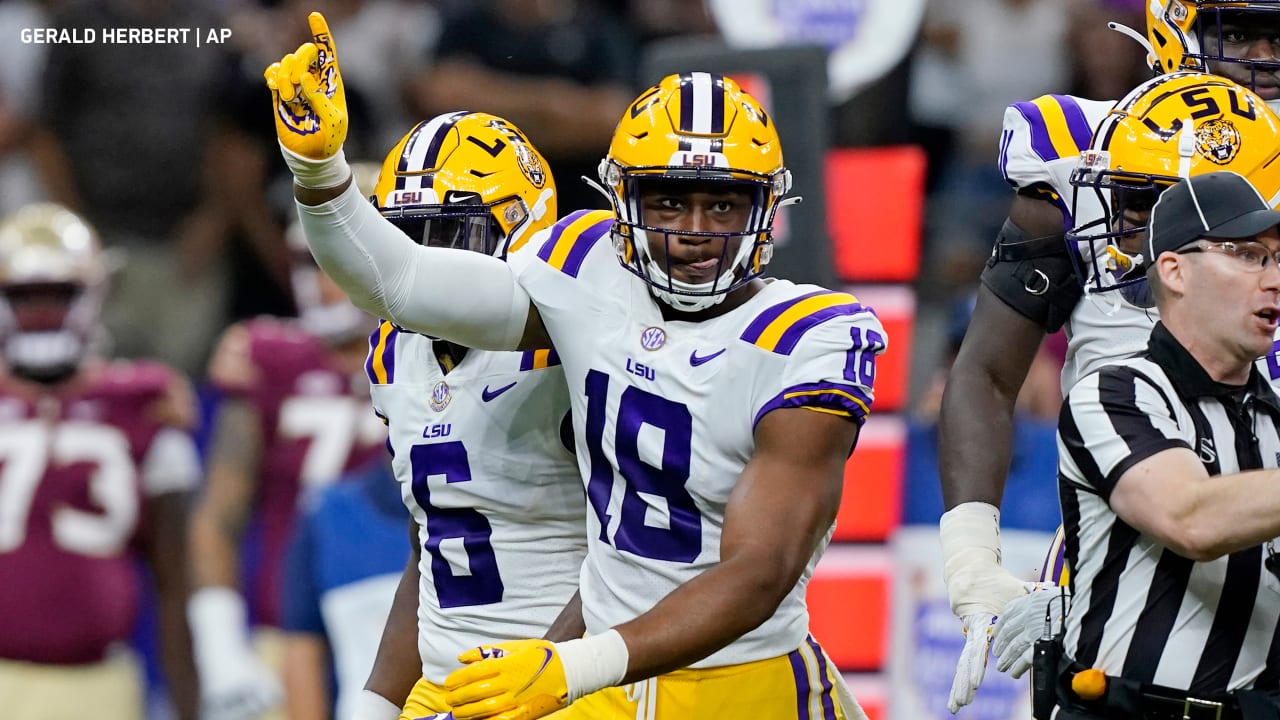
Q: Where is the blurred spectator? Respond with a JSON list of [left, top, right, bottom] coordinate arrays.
[[0, 203, 199, 720], [0, 0, 52, 216], [908, 0, 1071, 282], [902, 292, 1063, 532], [33, 0, 233, 378], [186, 225, 386, 719], [1067, 0, 1151, 100], [280, 459, 408, 720], [708, 0, 926, 104], [625, 0, 718, 45], [706, 0, 926, 147], [410, 0, 638, 214]]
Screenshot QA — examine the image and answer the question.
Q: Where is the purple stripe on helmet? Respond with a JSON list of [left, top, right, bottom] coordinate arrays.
[[1013, 101, 1057, 162], [397, 121, 431, 173], [679, 72, 694, 132], [537, 209, 594, 262], [421, 111, 469, 171], [806, 637, 838, 720], [754, 381, 873, 430], [1052, 94, 1093, 153], [710, 73, 725, 134], [740, 290, 829, 343], [788, 648, 811, 720], [558, 218, 613, 278], [772, 302, 870, 356]]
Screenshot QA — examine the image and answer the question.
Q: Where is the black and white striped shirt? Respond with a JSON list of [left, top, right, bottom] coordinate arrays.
[[1058, 322, 1280, 694]]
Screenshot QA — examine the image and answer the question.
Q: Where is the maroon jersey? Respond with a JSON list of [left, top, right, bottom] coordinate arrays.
[[211, 318, 385, 626], [0, 360, 197, 664]]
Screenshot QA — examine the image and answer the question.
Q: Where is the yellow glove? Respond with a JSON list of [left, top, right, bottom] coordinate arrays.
[[443, 640, 569, 720], [263, 12, 347, 160]]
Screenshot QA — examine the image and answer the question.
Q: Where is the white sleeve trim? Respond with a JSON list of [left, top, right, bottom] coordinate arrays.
[[141, 427, 200, 496], [296, 182, 531, 351]]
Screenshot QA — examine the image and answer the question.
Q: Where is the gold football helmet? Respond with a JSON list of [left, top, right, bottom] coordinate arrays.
[[372, 111, 556, 258], [599, 72, 793, 312], [1147, 1, 1280, 101], [0, 203, 109, 382], [1068, 71, 1280, 298]]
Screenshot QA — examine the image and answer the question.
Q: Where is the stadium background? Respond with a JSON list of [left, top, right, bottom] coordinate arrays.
[[0, 0, 1154, 718]]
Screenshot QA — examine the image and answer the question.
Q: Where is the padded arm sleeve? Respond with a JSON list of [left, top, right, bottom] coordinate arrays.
[[295, 182, 531, 350], [979, 216, 1082, 333]]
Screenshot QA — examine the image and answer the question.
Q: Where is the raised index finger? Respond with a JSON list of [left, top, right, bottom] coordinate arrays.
[[308, 12, 337, 65]]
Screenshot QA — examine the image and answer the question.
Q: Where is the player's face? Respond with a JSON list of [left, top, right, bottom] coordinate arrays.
[[1110, 186, 1159, 256], [1203, 11, 1280, 99], [4, 283, 76, 332], [638, 181, 754, 286]]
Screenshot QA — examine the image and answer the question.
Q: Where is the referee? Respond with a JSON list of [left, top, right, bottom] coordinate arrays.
[[1050, 171, 1280, 720]]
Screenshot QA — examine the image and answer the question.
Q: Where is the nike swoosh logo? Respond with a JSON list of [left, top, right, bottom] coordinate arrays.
[[514, 648, 556, 696], [689, 349, 726, 366], [481, 382, 517, 401]]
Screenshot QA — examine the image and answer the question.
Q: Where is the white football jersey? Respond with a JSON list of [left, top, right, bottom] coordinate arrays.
[[509, 209, 886, 667], [366, 324, 586, 684], [997, 92, 1163, 390]]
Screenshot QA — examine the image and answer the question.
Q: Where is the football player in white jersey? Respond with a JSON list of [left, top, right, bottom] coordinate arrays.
[[939, 1, 1280, 710], [266, 12, 882, 720], [353, 110, 587, 720]]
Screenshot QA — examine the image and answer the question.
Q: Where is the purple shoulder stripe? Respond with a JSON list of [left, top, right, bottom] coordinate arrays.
[[558, 218, 613, 278], [1012, 100, 1056, 163], [537, 209, 594, 262], [1050, 94, 1093, 153], [740, 290, 828, 343], [773, 302, 869, 356]]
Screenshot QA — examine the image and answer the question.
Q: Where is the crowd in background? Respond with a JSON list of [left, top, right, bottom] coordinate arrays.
[[0, 0, 1161, 716]]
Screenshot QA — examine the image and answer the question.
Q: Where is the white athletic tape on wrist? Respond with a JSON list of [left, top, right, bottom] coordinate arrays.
[[556, 629, 630, 703], [280, 142, 351, 190], [939, 502, 1026, 616]]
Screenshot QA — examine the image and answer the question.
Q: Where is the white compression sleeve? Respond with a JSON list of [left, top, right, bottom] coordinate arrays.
[[295, 182, 531, 350]]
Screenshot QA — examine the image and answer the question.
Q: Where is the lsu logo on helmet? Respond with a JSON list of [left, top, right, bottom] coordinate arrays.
[[1195, 117, 1242, 163], [1068, 71, 1280, 295]]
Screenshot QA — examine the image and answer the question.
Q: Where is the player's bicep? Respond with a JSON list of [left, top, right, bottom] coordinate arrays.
[[950, 284, 1048, 401]]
